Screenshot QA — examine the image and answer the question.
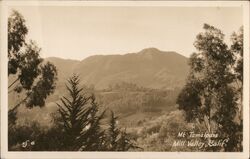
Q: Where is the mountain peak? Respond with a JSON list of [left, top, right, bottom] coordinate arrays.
[[137, 48, 163, 60], [139, 47, 161, 54]]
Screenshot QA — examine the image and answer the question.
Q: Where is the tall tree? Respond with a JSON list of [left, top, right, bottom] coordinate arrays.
[[230, 26, 243, 151], [106, 110, 139, 151], [8, 10, 57, 124], [57, 74, 106, 151], [177, 24, 243, 151], [231, 26, 243, 115], [231, 26, 243, 84], [107, 111, 120, 151]]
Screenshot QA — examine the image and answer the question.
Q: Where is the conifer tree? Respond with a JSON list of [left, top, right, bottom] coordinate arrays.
[[57, 74, 105, 151], [107, 111, 120, 151], [116, 128, 138, 151], [106, 110, 139, 151]]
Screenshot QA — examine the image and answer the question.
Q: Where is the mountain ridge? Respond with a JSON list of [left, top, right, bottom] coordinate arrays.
[[46, 48, 189, 90], [46, 47, 187, 62]]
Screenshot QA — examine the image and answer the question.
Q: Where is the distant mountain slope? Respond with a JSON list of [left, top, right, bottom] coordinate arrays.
[[14, 48, 189, 127], [45, 57, 80, 81], [46, 48, 189, 89]]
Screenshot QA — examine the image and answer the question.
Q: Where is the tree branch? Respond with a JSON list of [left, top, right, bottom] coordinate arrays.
[[8, 77, 19, 89], [8, 93, 30, 115], [8, 88, 15, 94]]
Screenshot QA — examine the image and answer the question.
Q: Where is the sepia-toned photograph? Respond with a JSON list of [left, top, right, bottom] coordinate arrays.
[[1, 1, 249, 159]]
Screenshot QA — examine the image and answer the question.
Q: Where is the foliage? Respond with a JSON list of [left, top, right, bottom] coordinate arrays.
[[8, 10, 58, 124], [8, 121, 42, 151], [98, 85, 179, 116], [8, 10, 244, 152], [135, 110, 203, 151], [56, 74, 106, 151], [106, 110, 138, 151], [9, 75, 138, 151], [8, 10, 28, 75], [8, 117, 65, 151], [106, 111, 120, 150], [231, 26, 243, 83], [176, 24, 243, 151]]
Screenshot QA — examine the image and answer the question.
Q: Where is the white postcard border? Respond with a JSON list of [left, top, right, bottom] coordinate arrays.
[[1, 1, 249, 159]]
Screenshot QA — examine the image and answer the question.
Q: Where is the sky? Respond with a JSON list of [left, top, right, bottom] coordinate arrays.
[[9, 6, 243, 60]]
